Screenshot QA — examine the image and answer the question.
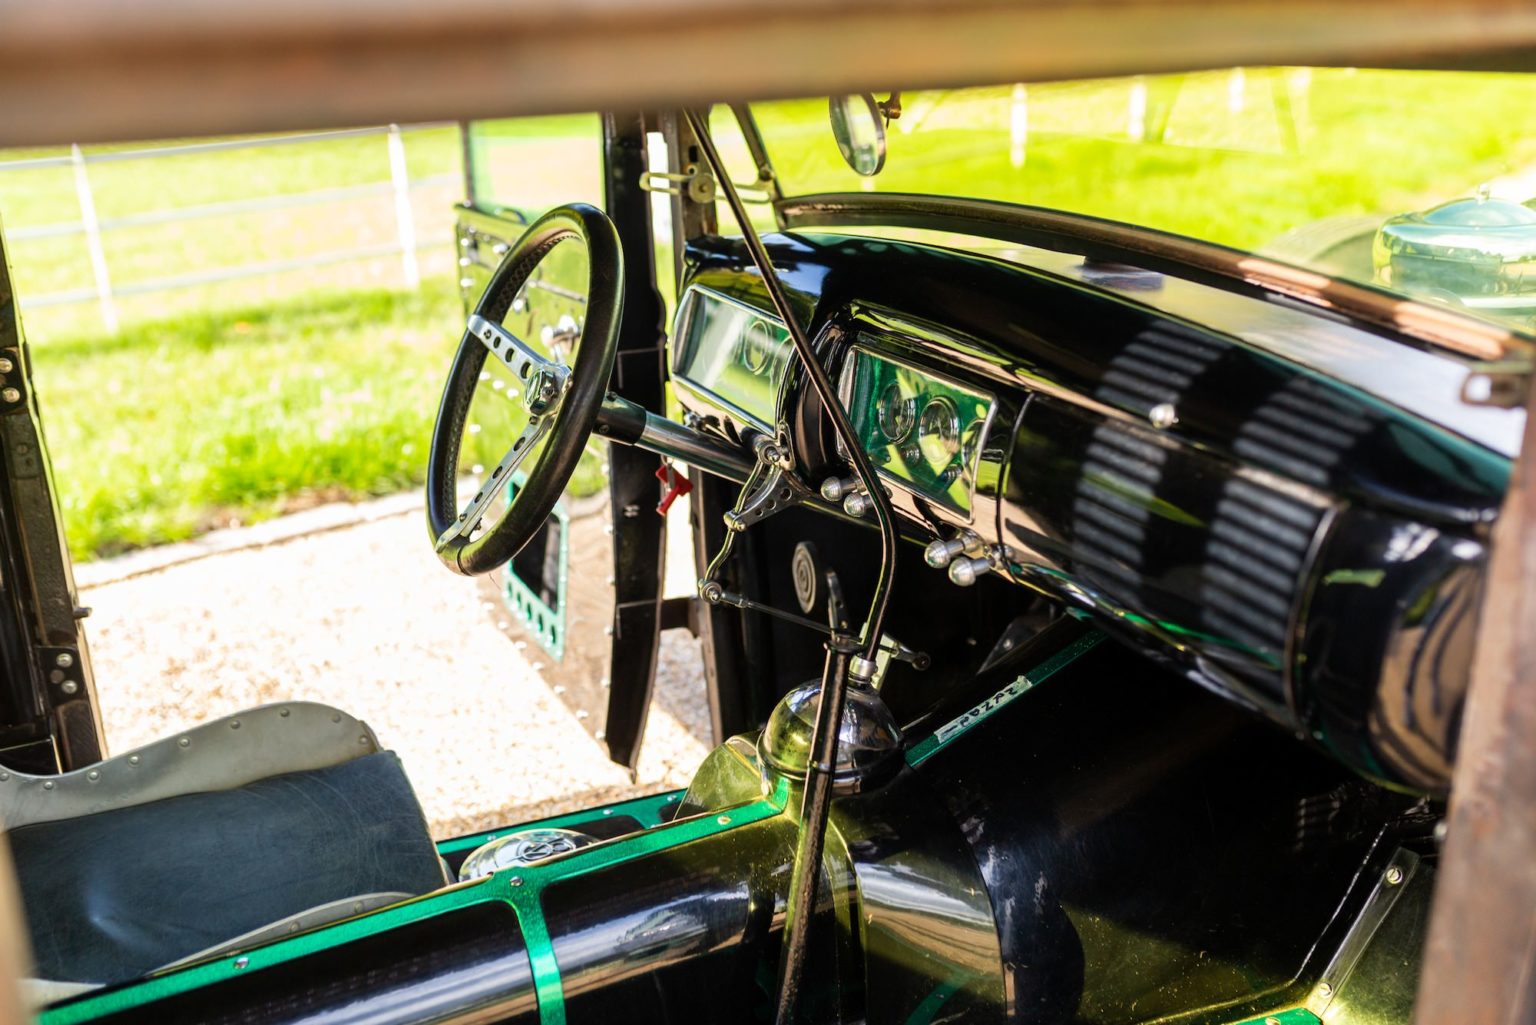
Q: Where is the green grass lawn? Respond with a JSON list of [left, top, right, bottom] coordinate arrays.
[[32, 279, 463, 560], [10, 69, 1536, 562]]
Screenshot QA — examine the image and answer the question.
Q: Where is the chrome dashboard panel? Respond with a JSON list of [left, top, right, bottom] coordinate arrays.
[[671, 284, 794, 432]]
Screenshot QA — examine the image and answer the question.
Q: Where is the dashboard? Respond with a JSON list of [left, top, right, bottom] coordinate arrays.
[[667, 231, 1520, 796], [674, 285, 999, 523]]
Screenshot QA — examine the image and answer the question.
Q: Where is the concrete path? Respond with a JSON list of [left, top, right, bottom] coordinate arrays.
[[76, 495, 711, 840]]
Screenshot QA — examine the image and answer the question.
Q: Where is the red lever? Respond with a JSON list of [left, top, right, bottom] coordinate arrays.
[[655, 463, 693, 515]]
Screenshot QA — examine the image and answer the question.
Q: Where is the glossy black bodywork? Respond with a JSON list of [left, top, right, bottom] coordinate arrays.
[[72, 621, 1427, 1025], [676, 231, 1509, 793]]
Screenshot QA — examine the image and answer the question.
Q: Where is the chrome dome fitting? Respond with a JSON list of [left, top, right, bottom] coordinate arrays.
[[757, 679, 904, 793]]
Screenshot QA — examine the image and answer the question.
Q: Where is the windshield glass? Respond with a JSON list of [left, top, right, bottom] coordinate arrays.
[[746, 68, 1536, 333]]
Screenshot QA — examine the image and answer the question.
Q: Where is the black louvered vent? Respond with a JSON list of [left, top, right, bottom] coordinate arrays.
[[1232, 376, 1377, 488], [1200, 477, 1323, 659], [1095, 324, 1229, 418], [1072, 422, 1168, 605]]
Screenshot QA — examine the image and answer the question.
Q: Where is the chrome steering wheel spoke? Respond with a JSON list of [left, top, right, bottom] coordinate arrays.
[[467, 314, 571, 415], [434, 415, 554, 552]]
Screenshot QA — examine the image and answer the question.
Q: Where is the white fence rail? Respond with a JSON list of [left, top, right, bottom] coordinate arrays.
[[0, 123, 459, 331]]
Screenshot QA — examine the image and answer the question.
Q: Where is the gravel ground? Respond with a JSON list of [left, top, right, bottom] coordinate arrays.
[[77, 499, 712, 840]]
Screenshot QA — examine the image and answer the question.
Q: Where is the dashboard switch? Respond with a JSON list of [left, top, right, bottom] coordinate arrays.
[[924, 530, 981, 569], [820, 476, 861, 502], [844, 491, 873, 518], [948, 555, 994, 587]]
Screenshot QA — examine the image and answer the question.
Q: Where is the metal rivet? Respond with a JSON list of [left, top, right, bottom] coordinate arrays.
[[0, 773, 10, 782], [233, 957, 249, 970], [178, 737, 190, 748], [359, 736, 369, 745], [1318, 982, 1334, 998], [42, 780, 53, 790], [279, 708, 291, 718], [86, 769, 99, 782], [1385, 866, 1404, 886], [61, 680, 78, 695], [2, 388, 20, 404], [230, 719, 240, 729], [717, 815, 731, 825], [1149, 402, 1178, 429], [48, 669, 63, 684], [603, 809, 613, 816], [1267, 1018, 1283, 1025], [287, 922, 299, 933], [331, 714, 341, 723], [667, 794, 679, 802], [509, 876, 523, 887], [54, 652, 74, 669], [0, 358, 13, 373], [128, 754, 141, 766]]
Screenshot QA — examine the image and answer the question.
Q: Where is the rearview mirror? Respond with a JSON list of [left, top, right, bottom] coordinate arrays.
[[829, 94, 887, 177]]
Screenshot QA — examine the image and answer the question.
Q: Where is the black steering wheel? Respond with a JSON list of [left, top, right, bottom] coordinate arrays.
[[427, 203, 623, 575]]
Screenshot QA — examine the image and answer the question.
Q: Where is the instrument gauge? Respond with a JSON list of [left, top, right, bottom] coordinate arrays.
[[918, 396, 961, 466], [739, 319, 776, 376], [877, 382, 916, 442]]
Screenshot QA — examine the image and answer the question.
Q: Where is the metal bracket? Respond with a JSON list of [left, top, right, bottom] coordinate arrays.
[[38, 646, 84, 698], [723, 464, 811, 532], [1461, 359, 1532, 409], [639, 165, 716, 204]]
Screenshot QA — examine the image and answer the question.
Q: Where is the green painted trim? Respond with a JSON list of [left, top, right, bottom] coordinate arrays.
[[505, 777, 789, 1025], [501, 475, 569, 660], [906, 630, 1104, 767], [1228, 1009, 1319, 1025], [436, 788, 686, 856], [44, 781, 789, 1025]]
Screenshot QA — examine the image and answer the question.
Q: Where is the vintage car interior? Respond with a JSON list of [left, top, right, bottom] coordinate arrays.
[[1, 22, 1535, 1025]]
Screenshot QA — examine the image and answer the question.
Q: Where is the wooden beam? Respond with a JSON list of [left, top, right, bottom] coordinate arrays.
[[4, 0, 1536, 146], [1416, 373, 1536, 1025]]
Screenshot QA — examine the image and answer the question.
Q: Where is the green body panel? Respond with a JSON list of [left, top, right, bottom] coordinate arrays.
[[1229, 1011, 1320, 1025]]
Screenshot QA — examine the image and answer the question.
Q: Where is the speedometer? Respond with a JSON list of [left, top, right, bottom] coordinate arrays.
[[877, 381, 916, 441], [918, 396, 960, 467]]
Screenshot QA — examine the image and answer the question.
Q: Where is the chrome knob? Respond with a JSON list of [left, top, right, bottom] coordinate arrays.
[[924, 530, 980, 568], [924, 537, 966, 568], [843, 490, 872, 517], [948, 555, 993, 587], [820, 476, 860, 502]]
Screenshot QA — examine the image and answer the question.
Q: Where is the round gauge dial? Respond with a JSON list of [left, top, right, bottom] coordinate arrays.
[[918, 396, 961, 466], [876, 381, 916, 442], [740, 319, 776, 376]]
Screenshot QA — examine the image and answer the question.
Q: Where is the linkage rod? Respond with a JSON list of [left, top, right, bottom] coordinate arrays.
[[683, 105, 900, 1025], [681, 108, 897, 662]]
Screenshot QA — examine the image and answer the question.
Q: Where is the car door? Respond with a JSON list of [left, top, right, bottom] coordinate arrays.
[[452, 114, 674, 772]]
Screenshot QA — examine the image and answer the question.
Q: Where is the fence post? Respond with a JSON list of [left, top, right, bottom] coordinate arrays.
[[387, 124, 420, 289], [70, 144, 118, 333]]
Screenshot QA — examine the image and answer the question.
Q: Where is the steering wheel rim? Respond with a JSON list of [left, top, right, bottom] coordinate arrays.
[[426, 203, 623, 575]]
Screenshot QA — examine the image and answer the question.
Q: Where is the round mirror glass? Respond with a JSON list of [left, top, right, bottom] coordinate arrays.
[[829, 95, 886, 177]]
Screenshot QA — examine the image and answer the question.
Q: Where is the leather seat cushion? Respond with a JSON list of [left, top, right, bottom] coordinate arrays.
[[10, 751, 444, 984]]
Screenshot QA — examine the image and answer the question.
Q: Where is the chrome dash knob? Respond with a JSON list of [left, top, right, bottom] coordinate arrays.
[[925, 530, 980, 569], [948, 555, 994, 587], [820, 476, 860, 502]]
